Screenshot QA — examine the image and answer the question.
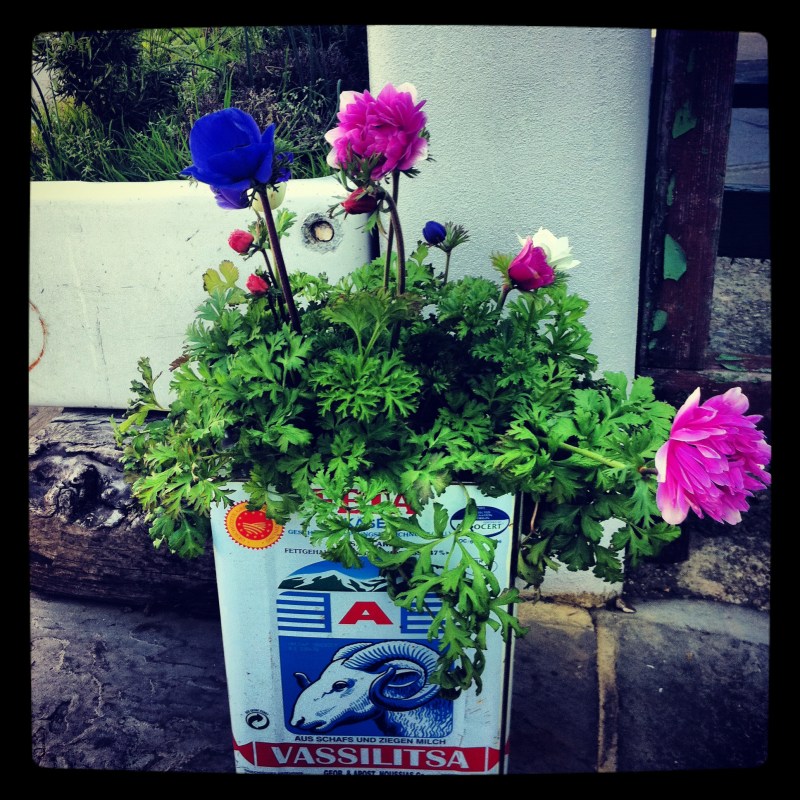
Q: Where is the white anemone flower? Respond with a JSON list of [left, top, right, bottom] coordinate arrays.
[[252, 182, 287, 212], [518, 228, 580, 271]]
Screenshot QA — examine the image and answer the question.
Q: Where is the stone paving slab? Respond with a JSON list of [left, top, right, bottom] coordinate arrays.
[[31, 593, 602, 775], [595, 599, 770, 773], [29, 592, 773, 777], [508, 602, 598, 774], [30, 593, 234, 774]]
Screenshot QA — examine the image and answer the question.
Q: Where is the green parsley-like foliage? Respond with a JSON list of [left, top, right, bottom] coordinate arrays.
[[114, 247, 678, 696]]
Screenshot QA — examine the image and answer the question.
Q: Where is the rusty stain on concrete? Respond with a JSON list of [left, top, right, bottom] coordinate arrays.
[[29, 300, 48, 371]]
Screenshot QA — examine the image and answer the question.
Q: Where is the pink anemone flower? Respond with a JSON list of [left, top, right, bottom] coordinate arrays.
[[324, 83, 428, 180], [655, 387, 771, 525]]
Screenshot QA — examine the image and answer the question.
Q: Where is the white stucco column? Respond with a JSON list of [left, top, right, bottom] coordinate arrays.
[[367, 25, 652, 377], [369, 26, 653, 601]]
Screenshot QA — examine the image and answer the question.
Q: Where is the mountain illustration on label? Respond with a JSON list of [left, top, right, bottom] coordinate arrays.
[[279, 557, 387, 593]]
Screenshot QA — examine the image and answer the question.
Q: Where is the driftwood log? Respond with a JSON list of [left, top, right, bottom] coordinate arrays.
[[29, 407, 219, 616]]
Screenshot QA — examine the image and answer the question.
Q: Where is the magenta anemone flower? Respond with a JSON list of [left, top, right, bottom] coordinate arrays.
[[324, 83, 428, 180], [655, 387, 771, 525], [507, 238, 555, 291]]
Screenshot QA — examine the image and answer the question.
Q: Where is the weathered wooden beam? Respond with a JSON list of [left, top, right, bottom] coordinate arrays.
[[638, 367, 771, 440], [29, 409, 219, 614], [638, 30, 740, 371]]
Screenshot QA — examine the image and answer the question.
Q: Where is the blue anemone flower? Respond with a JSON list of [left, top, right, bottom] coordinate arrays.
[[210, 186, 250, 210], [272, 152, 294, 185], [181, 108, 277, 194]]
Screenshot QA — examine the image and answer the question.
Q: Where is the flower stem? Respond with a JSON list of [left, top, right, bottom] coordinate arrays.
[[257, 187, 301, 333], [258, 249, 285, 323], [497, 283, 512, 310], [558, 442, 629, 471], [381, 184, 405, 296], [519, 499, 542, 547], [528, 499, 539, 536], [383, 171, 400, 291], [526, 292, 538, 332], [442, 250, 452, 285]]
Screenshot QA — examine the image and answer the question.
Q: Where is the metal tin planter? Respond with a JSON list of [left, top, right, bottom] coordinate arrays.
[[210, 483, 519, 775]]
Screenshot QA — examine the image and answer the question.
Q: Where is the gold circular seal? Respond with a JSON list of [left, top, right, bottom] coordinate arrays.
[[224, 502, 283, 550]]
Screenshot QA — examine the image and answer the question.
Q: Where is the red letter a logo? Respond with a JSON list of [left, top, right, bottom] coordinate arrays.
[[339, 601, 393, 625]]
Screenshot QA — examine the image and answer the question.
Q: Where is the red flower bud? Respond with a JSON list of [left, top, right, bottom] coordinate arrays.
[[508, 238, 555, 291], [246, 273, 269, 295], [228, 229, 255, 254], [341, 188, 378, 215]]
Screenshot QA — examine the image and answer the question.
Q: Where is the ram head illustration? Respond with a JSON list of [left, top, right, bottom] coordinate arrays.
[[290, 640, 453, 738]]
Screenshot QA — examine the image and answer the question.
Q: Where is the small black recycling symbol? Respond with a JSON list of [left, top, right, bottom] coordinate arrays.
[[246, 711, 270, 730]]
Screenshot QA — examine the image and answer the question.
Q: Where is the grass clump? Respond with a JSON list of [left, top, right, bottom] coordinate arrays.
[[31, 26, 369, 182]]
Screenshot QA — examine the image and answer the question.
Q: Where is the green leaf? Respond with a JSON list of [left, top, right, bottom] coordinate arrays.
[[558, 535, 595, 572], [580, 513, 605, 543], [628, 375, 656, 404], [672, 101, 697, 138], [203, 260, 240, 293], [603, 371, 629, 397], [274, 209, 297, 239], [276, 424, 313, 452], [593, 546, 624, 584], [716, 353, 745, 371]]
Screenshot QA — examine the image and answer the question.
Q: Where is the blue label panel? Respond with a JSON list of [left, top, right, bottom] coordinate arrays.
[[277, 591, 333, 633]]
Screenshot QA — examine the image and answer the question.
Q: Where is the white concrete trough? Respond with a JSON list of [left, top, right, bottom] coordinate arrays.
[[29, 176, 374, 410]]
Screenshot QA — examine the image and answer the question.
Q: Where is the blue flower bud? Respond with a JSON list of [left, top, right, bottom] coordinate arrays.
[[423, 221, 447, 245]]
